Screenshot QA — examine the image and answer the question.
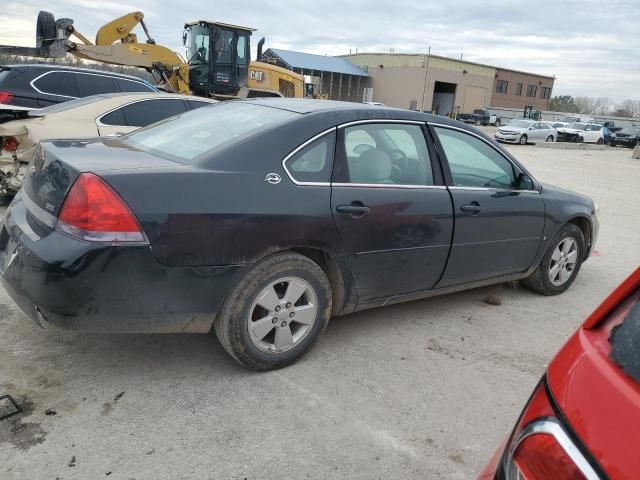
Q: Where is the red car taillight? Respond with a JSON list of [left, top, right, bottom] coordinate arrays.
[[2, 136, 19, 152], [0, 91, 13, 104], [56, 173, 147, 244], [501, 380, 599, 480]]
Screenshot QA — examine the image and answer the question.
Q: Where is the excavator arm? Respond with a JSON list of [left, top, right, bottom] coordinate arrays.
[[0, 11, 191, 94]]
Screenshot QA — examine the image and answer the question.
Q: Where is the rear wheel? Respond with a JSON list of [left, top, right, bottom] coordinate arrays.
[[519, 134, 528, 145], [597, 138, 604, 145], [214, 252, 332, 370], [546, 135, 554, 142], [521, 223, 585, 296], [577, 136, 584, 143]]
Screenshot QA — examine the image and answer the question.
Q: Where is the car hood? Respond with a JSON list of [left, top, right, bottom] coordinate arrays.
[[499, 127, 526, 133]]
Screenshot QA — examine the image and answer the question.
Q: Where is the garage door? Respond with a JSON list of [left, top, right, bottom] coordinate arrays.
[[463, 86, 487, 113]]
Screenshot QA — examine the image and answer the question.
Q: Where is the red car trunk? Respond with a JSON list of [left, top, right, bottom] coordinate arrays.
[[547, 270, 640, 479]]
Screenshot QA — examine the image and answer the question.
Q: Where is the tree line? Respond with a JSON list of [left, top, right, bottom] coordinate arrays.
[[549, 95, 640, 118], [0, 54, 155, 82]]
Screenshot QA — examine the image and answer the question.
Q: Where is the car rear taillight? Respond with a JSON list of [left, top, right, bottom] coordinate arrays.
[[0, 91, 13, 104], [2, 136, 19, 152], [56, 173, 147, 244], [501, 380, 600, 480]]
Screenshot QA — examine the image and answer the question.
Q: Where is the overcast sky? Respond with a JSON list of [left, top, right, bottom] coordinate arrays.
[[2, 1, 638, 99]]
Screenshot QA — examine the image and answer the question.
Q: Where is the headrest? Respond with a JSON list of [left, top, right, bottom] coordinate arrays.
[[350, 149, 392, 183]]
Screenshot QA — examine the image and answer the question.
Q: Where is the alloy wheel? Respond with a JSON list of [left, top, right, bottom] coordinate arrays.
[[247, 277, 318, 353], [548, 238, 579, 286]]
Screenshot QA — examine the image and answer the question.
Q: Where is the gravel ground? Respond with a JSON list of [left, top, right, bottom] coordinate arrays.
[[1, 142, 639, 480]]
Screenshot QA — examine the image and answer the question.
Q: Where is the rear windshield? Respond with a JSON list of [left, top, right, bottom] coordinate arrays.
[[123, 102, 300, 163], [29, 94, 110, 115]]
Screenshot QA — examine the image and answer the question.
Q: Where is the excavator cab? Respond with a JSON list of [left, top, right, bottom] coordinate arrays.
[[184, 21, 254, 97]]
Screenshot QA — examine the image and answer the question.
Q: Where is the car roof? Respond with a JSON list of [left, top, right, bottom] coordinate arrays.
[[2, 63, 153, 82]]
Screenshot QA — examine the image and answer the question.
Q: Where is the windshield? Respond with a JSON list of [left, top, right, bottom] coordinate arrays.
[[124, 102, 300, 163], [568, 123, 587, 130], [507, 120, 532, 128], [187, 25, 210, 65], [560, 116, 578, 123]]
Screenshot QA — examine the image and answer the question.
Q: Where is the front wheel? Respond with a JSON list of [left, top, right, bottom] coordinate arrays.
[[519, 134, 528, 145], [521, 223, 585, 296], [546, 135, 554, 142], [214, 252, 332, 370]]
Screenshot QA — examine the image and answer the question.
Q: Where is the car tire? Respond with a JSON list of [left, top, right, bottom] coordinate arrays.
[[213, 252, 332, 370], [610, 142, 616, 147], [519, 134, 528, 145], [597, 138, 604, 145], [578, 136, 584, 143], [521, 223, 586, 296], [36, 11, 57, 47], [546, 135, 554, 142]]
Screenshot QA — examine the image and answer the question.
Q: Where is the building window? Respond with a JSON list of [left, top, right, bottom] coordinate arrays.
[[516, 83, 523, 96], [540, 86, 552, 99], [526, 85, 538, 97], [496, 80, 508, 94]]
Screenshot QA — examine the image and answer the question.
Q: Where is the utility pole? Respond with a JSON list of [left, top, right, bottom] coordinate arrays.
[[420, 46, 431, 112]]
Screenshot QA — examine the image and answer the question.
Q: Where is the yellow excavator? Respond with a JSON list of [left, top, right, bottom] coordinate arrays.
[[0, 11, 304, 99]]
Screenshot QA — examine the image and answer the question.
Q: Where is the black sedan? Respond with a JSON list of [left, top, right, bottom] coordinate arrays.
[[0, 99, 599, 370], [610, 128, 640, 148]]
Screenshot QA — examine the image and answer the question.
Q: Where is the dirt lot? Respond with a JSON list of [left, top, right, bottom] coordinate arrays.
[[1, 142, 639, 479]]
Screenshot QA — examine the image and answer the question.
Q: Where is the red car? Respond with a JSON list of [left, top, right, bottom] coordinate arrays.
[[479, 267, 640, 480]]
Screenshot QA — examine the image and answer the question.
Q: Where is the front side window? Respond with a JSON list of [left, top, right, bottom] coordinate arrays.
[[434, 127, 517, 189], [237, 35, 248, 66], [285, 132, 335, 183], [340, 123, 433, 186], [188, 26, 210, 65], [214, 30, 234, 64]]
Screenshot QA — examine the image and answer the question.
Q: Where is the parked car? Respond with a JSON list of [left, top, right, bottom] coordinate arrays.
[[557, 115, 595, 124], [609, 127, 640, 148], [478, 267, 640, 480], [458, 108, 502, 126], [495, 119, 557, 145], [0, 64, 157, 110], [0, 99, 598, 370], [557, 123, 605, 144], [545, 121, 566, 130], [0, 92, 217, 197]]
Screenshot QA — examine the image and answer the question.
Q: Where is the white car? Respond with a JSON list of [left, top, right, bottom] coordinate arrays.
[[556, 122, 605, 144], [494, 119, 557, 145], [0, 92, 217, 195]]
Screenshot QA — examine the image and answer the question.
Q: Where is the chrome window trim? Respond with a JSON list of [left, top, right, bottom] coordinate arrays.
[[30, 70, 153, 99], [338, 119, 426, 129], [429, 122, 541, 192], [95, 97, 201, 128], [448, 186, 540, 194], [333, 183, 446, 190], [281, 127, 336, 186], [506, 419, 600, 480]]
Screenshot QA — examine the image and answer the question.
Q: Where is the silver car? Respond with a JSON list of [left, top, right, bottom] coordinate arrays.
[[494, 119, 557, 145]]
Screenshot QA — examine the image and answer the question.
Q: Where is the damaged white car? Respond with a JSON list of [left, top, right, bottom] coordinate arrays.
[[0, 92, 217, 198]]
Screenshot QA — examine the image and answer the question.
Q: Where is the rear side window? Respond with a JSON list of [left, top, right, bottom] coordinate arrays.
[[76, 73, 117, 96], [284, 132, 335, 184], [120, 99, 188, 127], [33, 71, 79, 97], [116, 78, 155, 92], [100, 108, 126, 126], [124, 102, 299, 164], [188, 100, 215, 110]]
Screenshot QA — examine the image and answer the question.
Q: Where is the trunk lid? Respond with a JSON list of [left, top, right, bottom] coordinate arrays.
[[547, 273, 640, 478], [22, 137, 183, 219]]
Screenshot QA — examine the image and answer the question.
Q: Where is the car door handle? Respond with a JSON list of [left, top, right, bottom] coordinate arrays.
[[336, 202, 370, 217], [460, 202, 483, 214]]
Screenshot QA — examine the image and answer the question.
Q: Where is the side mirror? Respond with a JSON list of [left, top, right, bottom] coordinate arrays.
[[515, 173, 535, 191]]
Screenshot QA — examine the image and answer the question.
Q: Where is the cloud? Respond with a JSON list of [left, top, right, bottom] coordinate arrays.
[[1, 0, 638, 98]]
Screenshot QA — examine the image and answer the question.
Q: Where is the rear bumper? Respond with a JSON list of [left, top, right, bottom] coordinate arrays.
[[0, 195, 246, 333]]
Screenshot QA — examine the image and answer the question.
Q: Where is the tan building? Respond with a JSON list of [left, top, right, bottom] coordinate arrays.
[[342, 53, 556, 114], [492, 68, 555, 111], [343, 53, 495, 115]]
